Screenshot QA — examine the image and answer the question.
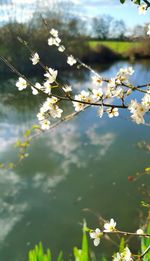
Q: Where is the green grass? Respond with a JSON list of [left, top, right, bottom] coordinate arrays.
[[88, 40, 141, 54]]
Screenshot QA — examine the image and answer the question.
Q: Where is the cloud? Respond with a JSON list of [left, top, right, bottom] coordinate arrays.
[[0, 121, 32, 152], [0, 171, 27, 243], [80, 0, 120, 7], [86, 124, 116, 158], [46, 122, 86, 173], [12, 0, 37, 4], [32, 172, 67, 193]]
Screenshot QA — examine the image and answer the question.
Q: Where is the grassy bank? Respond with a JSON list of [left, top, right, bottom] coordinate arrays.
[[88, 40, 142, 55]]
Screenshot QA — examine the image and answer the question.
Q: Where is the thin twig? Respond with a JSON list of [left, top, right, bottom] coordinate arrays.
[[104, 230, 150, 238], [140, 245, 150, 258]]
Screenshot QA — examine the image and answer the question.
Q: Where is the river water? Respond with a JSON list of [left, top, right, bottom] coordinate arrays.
[[0, 60, 150, 260]]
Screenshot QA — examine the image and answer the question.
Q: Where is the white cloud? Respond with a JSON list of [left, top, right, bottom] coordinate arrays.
[[0, 121, 32, 152], [0, 170, 27, 243], [86, 124, 116, 158], [12, 0, 37, 4]]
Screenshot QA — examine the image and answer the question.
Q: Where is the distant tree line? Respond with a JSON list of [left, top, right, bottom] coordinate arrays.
[[0, 0, 149, 75]]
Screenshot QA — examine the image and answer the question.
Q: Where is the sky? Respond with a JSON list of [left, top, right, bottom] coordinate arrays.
[[0, 0, 150, 28], [72, 0, 150, 27]]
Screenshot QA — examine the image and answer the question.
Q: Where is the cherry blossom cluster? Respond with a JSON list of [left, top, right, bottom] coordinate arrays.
[[47, 28, 76, 65], [15, 2, 150, 130], [37, 96, 63, 130], [113, 247, 133, 261], [89, 218, 146, 260], [90, 219, 117, 246], [15, 26, 150, 130], [129, 95, 150, 124]]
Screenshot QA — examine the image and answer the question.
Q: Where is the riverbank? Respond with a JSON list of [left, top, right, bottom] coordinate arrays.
[[83, 40, 150, 62], [0, 40, 150, 77]]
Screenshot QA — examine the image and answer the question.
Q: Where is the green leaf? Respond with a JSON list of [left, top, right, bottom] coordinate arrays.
[[141, 223, 150, 261], [28, 242, 51, 261], [32, 124, 39, 129], [133, 0, 141, 5], [73, 247, 82, 261], [8, 162, 15, 169], [57, 251, 63, 261], [24, 129, 31, 138], [141, 201, 150, 208], [101, 256, 108, 261], [119, 238, 125, 253], [120, 0, 126, 3], [15, 140, 22, 148], [0, 163, 4, 168]]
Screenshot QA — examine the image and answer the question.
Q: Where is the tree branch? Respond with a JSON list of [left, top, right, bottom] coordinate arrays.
[[0, 55, 128, 110]]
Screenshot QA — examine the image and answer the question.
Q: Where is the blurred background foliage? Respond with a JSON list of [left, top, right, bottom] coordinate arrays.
[[0, 0, 150, 76]]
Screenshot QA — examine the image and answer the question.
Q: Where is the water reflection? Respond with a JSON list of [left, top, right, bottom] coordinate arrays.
[[86, 124, 116, 158], [0, 60, 150, 260], [0, 170, 27, 243]]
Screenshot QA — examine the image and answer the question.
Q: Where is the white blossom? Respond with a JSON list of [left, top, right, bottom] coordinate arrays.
[[41, 97, 63, 119], [138, 3, 147, 15], [37, 111, 45, 121], [62, 85, 72, 92], [42, 97, 58, 112], [136, 228, 144, 235], [79, 90, 90, 101], [49, 105, 63, 118], [46, 96, 58, 105], [35, 82, 43, 90], [128, 100, 148, 124], [104, 218, 117, 231], [128, 100, 139, 113], [58, 45, 65, 52], [142, 93, 150, 110], [127, 67, 134, 75], [115, 77, 122, 85], [43, 81, 52, 95], [113, 247, 133, 261], [107, 78, 116, 88], [50, 28, 58, 38], [75, 91, 93, 104], [92, 88, 103, 101], [126, 89, 132, 96], [16, 77, 27, 91], [73, 101, 84, 112], [48, 37, 61, 46], [117, 67, 134, 82], [31, 87, 38, 95], [40, 119, 50, 130], [107, 108, 119, 118], [44, 68, 58, 84], [90, 228, 101, 246], [67, 55, 77, 66], [105, 86, 113, 99], [92, 75, 103, 86], [131, 113, 145, 125], [113, 87, 124, 99], [30, 52, 40, 65]]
